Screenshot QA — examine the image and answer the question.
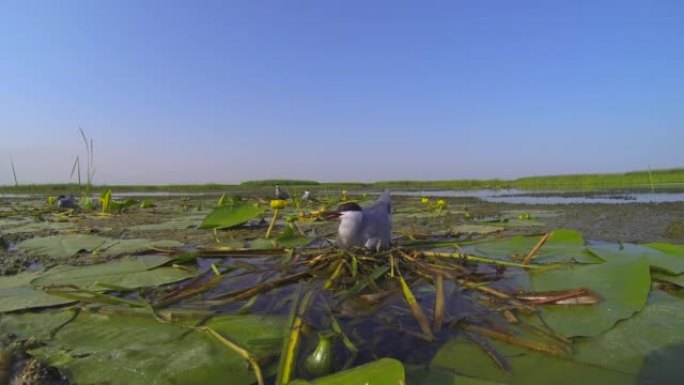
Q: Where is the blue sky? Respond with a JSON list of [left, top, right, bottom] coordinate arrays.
[[1, 1, 682, 184]]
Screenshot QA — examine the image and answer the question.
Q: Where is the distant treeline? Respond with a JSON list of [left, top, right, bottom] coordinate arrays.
[[372, 179, 507, 189], [513, 168, 684, 189], [2, 168, 683, 193], [240, 179, 321, 187]]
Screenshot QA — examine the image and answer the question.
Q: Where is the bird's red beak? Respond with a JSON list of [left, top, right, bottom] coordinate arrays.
[[323, 210, 342, 220]]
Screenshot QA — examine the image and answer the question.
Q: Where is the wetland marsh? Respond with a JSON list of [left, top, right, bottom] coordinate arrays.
[[1, 187, 683, 385]]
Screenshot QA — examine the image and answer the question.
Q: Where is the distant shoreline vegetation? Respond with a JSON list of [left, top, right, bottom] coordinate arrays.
[[1, 168, 683, 193]]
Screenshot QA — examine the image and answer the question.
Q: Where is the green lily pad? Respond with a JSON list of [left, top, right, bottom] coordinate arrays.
[[0, 217, 33, 229], [31, 255, 194, 291], [652, 271, 684, 287], [0, 270, 74, 313], [572, 291, 684, 384], [0, 256, 194, 313], [276, 227, 311, 248], [518, 256, 651, 337], [451, 224, 504, 235], [17, 234, 183, 258], [129, 216, 203, 231], [290, 358, 404, 385], [200, 202, 266, 229], [472, 229, 602, 264], [589, 242, 684, 274], [406, 366, 506, 385], [0, 310, 286, 385], [432, 291, 684, 385], [1, 220, 74, 235], [431, 335, 632, 385], [249, 238, 278, 249]]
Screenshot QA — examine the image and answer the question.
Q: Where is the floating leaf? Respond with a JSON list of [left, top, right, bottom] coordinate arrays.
[[451, 224, 504, 235], [290, 358, 404, 385], [129, 216, 203, 231], [249, 238, 278, 249], [472, 229, 602, 264], [109, 199, 139, 212], [31, 255, 194, 291], [431, 335, 632, 385], [518, 256, 650, 337], [0, 270, 74, 313], [652, 271, 684, 287], [0, 310, 286, 385], [407, 366, 506, 385], [430, 291, 684, 385], [572, 291, 684, 383], [200, 203, 266, 229], [589, 242, 684, 274], [17, 234, 183, 258], [1, 220, 73, 235], [276, 227, 310, 248]]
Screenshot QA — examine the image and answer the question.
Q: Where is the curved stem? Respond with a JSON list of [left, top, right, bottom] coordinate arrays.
[[265, 208, 280, 239]]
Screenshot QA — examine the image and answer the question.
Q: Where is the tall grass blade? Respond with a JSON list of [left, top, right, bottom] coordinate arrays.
[[9, 156, 18, 186], [433, 274, 444, 332], [648, 165, 656, 202], [276, 287, 314, 385], [397, 270, 434, 341]]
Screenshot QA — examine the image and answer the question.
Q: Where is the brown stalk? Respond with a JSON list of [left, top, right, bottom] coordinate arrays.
[[518, 287, 599, 305], [432, 274, 445, 332], [154, 274, 225, 308], [461, 324, 569, 357], [206, 271, 311, 307], [522, 231, 553, 265]]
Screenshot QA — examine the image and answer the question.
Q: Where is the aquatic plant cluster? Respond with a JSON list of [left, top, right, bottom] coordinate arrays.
[[0, 189, 683, 385]]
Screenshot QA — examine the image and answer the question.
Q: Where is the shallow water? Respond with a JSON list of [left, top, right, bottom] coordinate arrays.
[[4, 188, 684, 204], [390, 189, 684, 204]]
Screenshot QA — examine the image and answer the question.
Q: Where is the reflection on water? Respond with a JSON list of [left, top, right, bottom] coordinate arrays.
[[390, 189, 684, 204]]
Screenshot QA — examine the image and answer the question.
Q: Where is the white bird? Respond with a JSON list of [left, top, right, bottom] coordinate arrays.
[[327, 190, 392, 250], [302, 190, 312, 201], [275, 184, 291, 200]]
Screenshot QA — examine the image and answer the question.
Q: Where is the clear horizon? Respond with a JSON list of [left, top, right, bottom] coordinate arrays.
[[2, 1, 683, 185]]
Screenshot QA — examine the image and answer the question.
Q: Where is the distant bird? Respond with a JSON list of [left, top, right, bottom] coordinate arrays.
[[302, 190, 312, 201], [326, 190, 392, 250], [56, 195, 78, 209], [275, 184, 291, 200]]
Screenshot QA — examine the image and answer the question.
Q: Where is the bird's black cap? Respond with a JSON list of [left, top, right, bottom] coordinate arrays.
[[337, 202, 362, 212]]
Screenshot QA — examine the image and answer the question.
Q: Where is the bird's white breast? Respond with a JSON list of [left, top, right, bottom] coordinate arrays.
[[338, 211, 364, 247]]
